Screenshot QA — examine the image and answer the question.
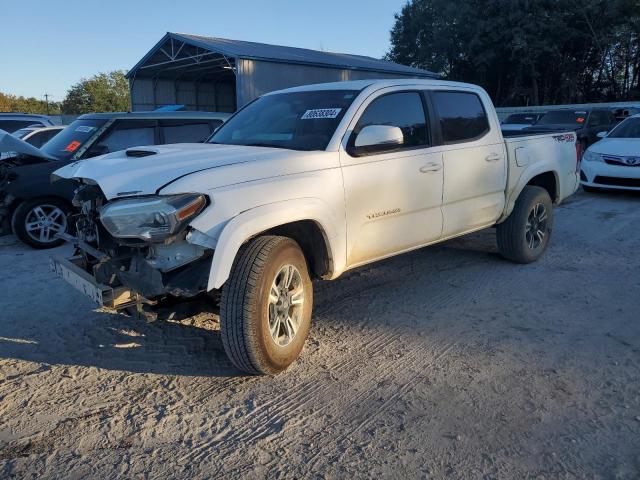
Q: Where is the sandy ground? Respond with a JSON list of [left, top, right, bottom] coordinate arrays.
[[0, 189, 639, 479]]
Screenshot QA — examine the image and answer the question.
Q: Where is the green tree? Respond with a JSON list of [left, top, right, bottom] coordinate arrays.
[[386, 0, 640, 106], [0, 91, 61, 114], [62, 70, 130, 114]]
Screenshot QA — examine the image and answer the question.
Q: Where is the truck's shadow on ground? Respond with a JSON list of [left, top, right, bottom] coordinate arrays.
[[1, 230, 506, 378]]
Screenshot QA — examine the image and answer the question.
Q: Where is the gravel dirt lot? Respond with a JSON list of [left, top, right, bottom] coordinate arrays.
[[0, 189, 639, 479]]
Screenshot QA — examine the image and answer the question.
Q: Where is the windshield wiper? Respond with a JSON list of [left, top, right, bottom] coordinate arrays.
[[244, 142, 286, 149]]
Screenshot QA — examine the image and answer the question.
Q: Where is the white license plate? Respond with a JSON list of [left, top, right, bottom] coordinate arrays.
[[49, 255, 111, 306]]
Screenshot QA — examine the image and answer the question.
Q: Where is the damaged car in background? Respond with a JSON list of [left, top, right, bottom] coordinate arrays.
[[50, 79, 580, 375], [0, 111, 229, 248]]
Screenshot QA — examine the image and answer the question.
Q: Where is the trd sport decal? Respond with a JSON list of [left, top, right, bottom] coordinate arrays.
[[552, 133, 576, 143]]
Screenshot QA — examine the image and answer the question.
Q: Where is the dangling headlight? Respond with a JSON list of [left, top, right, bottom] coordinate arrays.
[[100, 194, 207, 241]]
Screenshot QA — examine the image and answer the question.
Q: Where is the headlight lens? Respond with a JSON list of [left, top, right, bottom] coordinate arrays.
[[583, 150, 603, 162], [100, 193, 207, 241]]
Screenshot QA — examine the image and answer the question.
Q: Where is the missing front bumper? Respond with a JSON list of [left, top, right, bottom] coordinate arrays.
[[50, 254, 140, 309]]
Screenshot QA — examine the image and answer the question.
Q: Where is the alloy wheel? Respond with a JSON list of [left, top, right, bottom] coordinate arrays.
[[267, 264, 305, 347], [24, 204, 67, 244]]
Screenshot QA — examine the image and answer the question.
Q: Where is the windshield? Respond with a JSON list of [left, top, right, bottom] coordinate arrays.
[[537, 111, 587, 125], [504, 113, 538, 124], [607, 118, 640, 139], [40, 119, 107, 161], [209, 90, 359, 151]]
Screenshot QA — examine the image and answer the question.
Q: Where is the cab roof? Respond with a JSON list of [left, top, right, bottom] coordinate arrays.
[[269, 78, 482, 94], [77, 111, 231, 121]]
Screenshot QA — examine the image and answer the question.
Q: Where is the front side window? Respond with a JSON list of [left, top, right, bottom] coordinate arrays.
[[97, 120, 156, 154], [433, 91, 489, 143], [589, 111, 607, 127], [209, 90, 359, 151], [160, 120, 215, 144], [352, 92, 429, 149]]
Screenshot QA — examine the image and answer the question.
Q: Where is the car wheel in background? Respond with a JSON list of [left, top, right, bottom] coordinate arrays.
[[497, 186, 554, 264], [11, 197, 71, 249], [220, 235, 313, 375]]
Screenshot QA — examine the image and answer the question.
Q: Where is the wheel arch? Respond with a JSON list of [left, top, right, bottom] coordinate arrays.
[[204, 199, 345, 290], [501, 168, 560, 222]]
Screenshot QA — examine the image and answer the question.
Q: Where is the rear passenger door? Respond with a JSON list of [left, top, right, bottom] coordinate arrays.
[[430, 90, 507, 237], [159, 119, 221, 144]]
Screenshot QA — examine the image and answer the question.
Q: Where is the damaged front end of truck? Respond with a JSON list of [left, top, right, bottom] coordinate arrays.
[[50, 179, 218, 319]]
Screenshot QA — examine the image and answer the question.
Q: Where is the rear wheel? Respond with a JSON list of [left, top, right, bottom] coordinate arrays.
[[12, 197, 70, 249], [220, 236, 313, 375], [497, 186, 553, 264]]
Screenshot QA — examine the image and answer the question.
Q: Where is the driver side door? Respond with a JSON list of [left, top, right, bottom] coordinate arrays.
[[340, 90, 444, 267]]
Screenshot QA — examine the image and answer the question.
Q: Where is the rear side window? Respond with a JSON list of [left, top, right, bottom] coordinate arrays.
[[160, 120, 216, 144], [354, 92, 429, 149], [432, 91, 490, 144]]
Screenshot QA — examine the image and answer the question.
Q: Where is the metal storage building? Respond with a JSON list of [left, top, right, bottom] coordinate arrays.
[[127, 32, 437, 112]]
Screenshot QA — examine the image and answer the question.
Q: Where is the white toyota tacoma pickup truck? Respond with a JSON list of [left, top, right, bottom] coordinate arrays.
[[51, 79, 580, 374]]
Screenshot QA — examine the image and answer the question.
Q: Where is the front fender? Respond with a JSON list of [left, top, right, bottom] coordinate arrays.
[[204, 198, 345, 290]]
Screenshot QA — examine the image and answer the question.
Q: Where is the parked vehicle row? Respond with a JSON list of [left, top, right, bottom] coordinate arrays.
[[50, 78, 580, 375], [580, 114, 640, 192], [0, 113, 58, 133], [12, 125, 64, 148], [0, 111, 230, 247]]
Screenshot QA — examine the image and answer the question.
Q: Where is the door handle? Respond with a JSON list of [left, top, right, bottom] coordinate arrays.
[[485, 153, 501, 162], [419, 162, 442, 173]]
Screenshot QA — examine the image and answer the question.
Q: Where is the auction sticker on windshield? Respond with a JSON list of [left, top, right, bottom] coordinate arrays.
[[64, 140, 81, 152], [301, 108, 342, 120], [75, 125, 96, 133]]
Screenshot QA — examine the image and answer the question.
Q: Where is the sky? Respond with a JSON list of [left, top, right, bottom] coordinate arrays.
[[0, 0, 406, 102]]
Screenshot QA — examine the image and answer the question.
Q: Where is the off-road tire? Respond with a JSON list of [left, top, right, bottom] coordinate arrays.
[[220, 235, 313, 375], [497, 186, 553, 264], [12, 197, 71, 249]]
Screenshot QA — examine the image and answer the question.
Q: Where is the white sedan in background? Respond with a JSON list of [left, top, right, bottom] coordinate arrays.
[[580, 114, 640, 192]]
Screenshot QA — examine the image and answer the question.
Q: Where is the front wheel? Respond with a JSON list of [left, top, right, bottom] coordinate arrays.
[[497, 186, 553, 264], [12, 197, 71, 249], [220, 236, 313, 375]]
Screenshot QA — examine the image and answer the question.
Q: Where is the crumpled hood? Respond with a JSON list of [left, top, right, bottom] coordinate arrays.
[[588, 138, 640, 157], [0, 128, 55, 161], [53, 143, 325, 199]]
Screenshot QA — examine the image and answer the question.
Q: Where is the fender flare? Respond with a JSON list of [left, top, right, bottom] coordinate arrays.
[[205, 198, 344, 290], [501, 165, 560, 222]]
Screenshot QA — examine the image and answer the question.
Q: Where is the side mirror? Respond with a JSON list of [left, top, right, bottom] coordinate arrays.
[[596, 131, 607, 139], [352, 125, 404, 155]]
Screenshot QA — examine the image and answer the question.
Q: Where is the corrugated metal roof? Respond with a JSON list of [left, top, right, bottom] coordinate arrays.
[[128, 32, 437, 78]]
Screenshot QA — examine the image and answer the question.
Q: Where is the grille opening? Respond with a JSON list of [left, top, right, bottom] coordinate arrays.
[[594, 176, 640, 187]]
